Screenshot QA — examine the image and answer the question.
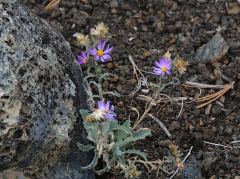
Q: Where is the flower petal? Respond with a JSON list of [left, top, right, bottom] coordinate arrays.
[[89, 49, 97, 55], [104, 46, 113, 54]]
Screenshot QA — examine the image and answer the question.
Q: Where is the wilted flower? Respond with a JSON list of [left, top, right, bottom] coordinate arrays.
[[153, 57, 172, 76], [77, 51, 88, 64], [73, 33, 89, 46], [90, 22, 109, 38], [85, 100, 116, 122], [89, 40, 113, 62], [129, 165, 140, 178], [163, 51, 171, 59], [174, 57, 188, 74]]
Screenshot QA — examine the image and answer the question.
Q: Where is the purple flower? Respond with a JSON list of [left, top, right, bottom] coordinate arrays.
[[97, 100, 116, 120], [153, 57, 172, 76], [77, 51, 88, 64], [89, 40, 113, 62]]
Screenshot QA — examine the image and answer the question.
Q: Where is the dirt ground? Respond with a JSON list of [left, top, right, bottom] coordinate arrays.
[[21, 0, 240, 178]]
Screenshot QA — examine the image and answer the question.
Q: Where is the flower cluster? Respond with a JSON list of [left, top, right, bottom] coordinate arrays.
[[76, 40, 113, 65], [153, 52, 188, 76], [85, 99, 116, 122], [74, 22, 113, 65]]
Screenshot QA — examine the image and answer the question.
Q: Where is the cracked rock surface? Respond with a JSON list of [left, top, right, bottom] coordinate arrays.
[[0, 0, 94, 178]]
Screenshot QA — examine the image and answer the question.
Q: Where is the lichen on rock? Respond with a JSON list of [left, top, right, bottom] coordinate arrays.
[[0, 0, 94, 178]]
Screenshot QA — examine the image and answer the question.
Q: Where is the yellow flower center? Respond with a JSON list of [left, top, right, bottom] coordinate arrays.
[[83, 58, 87, 63], [161, 67, 167, 72], [97, 49, 104, 57]]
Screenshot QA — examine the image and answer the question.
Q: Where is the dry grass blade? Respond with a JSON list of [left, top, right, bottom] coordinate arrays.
[[45, 0, 61, 11], [133, 102, 154, 129], [148, 114, 172, 138]]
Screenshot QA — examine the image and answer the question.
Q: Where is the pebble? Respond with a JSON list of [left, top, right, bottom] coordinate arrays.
[[194, 33, 229, 63], [169, 121, 181, 132], [141, 25, 148, 32], [106, 62, 114, 69], [117, 101, 124, 107], [158, 140, 172, 147], [224, 127, 233, 135], [235, 115, 240, 124], [110, 0, 118, 8]]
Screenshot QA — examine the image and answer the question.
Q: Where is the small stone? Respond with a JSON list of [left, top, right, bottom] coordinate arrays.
[[159, 140, 172, 147], [234, 176, 240, 179], [235, 115, 240, 124], [111, 8, 117, 14], [106, 62, 114, 69], [201, 157, 219, 173], [117, 101, 124, 107], [169, 121, 181, 132], [154, 21, 165, 33], [110, 0, 118, 8], [194, 33, 229, 63], [224, 127, 233, 135], [141, 25, 148, 32], [228, 3, 240, 15], [197, 150, 204, 159]]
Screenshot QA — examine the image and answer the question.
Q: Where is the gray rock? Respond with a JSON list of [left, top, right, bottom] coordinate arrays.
[[193, 33, 229, 63], [0, 0, 94, 178]]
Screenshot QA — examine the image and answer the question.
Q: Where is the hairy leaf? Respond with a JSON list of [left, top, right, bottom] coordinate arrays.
[[132, 128, 151, 140], [123, 149, 147, 161], [77, 142, 95, 152]]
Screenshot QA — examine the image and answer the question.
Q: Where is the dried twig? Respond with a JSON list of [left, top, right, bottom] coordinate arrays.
[[45, 0, 61, 11], [148, 114, 172, 138], [204, 140, 240, 149], [184, 81, 235, 108], [169, 146, 193, 179], [133, 102, 154, 129], [185, 81, 234, 89]]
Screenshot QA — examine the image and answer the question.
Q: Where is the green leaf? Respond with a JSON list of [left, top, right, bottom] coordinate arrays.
[[132, 128, 151, 141], [114, 146, 123, 156], [123, 149, 147, 161], [77, 142, 95, 152], [118, 128, 151, 148], [80, 109, 90, 118], [83, 122, 98, 142], [123, 120, 131, 128], [111, 126, 131, 134]]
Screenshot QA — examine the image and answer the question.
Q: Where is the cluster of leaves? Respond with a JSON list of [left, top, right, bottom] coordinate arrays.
[[78, 109, 151, 178]]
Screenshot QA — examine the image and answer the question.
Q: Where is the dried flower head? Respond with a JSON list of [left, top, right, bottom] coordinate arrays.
[[85, 100, 116, 122], [129, 165, 140, 178], [174, 57, 188, 74], [77, 52, 88, 65], [90, 22, 109, 39], [73, 33, 89, 46], [163, 51, 171, 59], [153, 57, 172, 76], [89, 40, 113, 62]]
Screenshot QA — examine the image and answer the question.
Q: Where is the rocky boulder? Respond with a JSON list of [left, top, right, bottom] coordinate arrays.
[[0, 0, 94, 178]]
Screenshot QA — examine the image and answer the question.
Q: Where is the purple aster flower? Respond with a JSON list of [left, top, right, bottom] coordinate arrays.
[[89, 40, 113, 62], [97, 100, 116, 120], [153, 57, 172, 76], [77, 51, 88, 64]]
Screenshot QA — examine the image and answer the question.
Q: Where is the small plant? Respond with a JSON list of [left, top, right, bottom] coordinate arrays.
[[74, 22, 190, 178], [78, 100, 151, 178]]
